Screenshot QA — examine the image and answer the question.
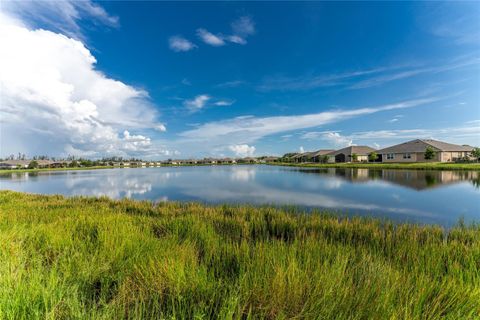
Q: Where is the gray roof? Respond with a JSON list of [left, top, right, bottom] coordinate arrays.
[[377, 139, 473, 154], [291, 152, 315, 159], [0, 160, 31, 166], [311, 149, 335, 157], [327, 146, 376, 156], [0, 160, 58, 166]]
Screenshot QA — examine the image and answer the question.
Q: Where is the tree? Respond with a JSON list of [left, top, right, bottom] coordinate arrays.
[[368, 152, 378, 162], [28, 160, 38, 169], [320, 155, 330, 164], [424, 146, 436, 160], [471, 147, 480, 161], [68, 160, 79, 168], [351, 153, 358, 162]]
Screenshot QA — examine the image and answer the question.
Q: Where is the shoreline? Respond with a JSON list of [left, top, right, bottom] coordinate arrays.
[[268, 161, 480, 170], [1, 161, 480, 175]]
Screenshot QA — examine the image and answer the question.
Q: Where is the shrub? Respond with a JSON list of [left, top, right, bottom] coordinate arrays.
[[424, 146, 436, 160], [27, 160, 38, 169]]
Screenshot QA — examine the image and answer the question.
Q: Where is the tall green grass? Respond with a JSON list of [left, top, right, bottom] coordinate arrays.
[[0, 191, 479, 319]]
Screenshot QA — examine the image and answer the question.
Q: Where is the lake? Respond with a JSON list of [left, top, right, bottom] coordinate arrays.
[[1, 165, 479, 227]]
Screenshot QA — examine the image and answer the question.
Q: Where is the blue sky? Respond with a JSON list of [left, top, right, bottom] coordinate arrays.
[[1, 1, 479, 159]]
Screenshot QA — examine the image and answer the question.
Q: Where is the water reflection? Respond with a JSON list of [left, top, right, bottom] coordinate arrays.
[[294, 168, 480, 190], [1, 166, 479, 226]]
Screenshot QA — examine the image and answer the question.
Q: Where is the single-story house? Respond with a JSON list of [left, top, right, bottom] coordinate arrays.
[[0, 160, 30, 169], [327, 146, 376, 163], [291, 152, 317, 163], [218, 158, 236, 164], [237, 157, 257, 164], [261, 156, 279, 163], [201, 158, 217, 164], [377, 139, 473, 163], [311, 150, 335, 163]]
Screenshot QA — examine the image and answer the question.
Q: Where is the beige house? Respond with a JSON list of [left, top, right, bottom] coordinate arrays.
[[377, 139, 473, 163], [326, 146, 376, 163], [311, 150, 335, 163]]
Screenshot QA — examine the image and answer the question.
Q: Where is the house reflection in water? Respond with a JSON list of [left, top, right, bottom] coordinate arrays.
[[297, 168, 480, 190]]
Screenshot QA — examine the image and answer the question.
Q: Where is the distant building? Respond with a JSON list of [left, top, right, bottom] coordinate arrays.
[[310, 150, 335, 163], [291, 152, 316, 163], [0, 160, 29, 169], [262, 156, 279, 163], [327, 146, 376, 163], [377, 139, 473, 163], [237, 157, 257, 164]]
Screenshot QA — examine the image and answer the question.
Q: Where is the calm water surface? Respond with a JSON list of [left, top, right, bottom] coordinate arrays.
[[1, 165, 479, 226]]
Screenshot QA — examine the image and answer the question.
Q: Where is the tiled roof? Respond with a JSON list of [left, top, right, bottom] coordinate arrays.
[[327, 146, 376, 156], [311, 150, 335, 157], [377, 139, 473, 153]]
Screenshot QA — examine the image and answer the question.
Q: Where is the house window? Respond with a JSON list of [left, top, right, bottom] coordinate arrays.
[[403, 153, 411, 159], [386, 153, 395, 160]]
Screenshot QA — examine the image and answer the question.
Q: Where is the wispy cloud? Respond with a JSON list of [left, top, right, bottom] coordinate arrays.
[[169, 36, 197, 52], [215, 80, 246, 88], [195, 16, 255, 48], [299, 123, 480, 150], [179, 97, 439, 143], [300, 124, 480, 147], [214, 100, 235, 106], [258, 56, 480, 92], [196, 28, 225, 46], [257, 68, 387, 91], [350, 56, 480, 89], [230, 16, 255, 44], [2, 0, 119, 40], [350, 126, 480, 142], [183, 95, 235, 112], [424, 2, 480, 45], [183, 94, 211, 112]]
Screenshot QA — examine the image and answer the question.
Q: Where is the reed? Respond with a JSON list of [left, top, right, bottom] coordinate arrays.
[[0, 190, 479, 319]]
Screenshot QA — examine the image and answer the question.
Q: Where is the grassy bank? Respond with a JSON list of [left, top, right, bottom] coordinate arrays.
[[270, 161, 480, 171], [0, 191, 479, 319], [2, 161, 479, 175], [0, 163, 244, 175], [0, 165, 116, 175]]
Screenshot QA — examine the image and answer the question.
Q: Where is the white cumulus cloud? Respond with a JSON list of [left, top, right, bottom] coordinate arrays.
[[322, 132, 354, 148], [0, 11, 164, 158], [229, 144, 256, 157]]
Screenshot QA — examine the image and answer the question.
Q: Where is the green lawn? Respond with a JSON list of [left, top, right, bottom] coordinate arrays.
[[0, 166, 116, 175], [270, 161, 480, 170], [0, 191, 479, 319], [0, 163, 247, 175]]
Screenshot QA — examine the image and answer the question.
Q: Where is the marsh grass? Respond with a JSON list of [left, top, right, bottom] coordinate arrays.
[[0, 191, 479, 319]]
